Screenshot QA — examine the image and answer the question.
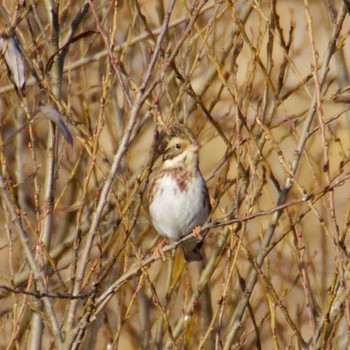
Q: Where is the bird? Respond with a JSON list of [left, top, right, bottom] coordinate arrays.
[[148, 124, 211, 261]]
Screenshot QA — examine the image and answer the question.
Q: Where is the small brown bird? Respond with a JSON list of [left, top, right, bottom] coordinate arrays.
[[149, 124, 211, 261]]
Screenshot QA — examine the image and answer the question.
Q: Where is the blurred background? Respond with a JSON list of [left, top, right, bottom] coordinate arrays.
[[1, 0, 350, 348]]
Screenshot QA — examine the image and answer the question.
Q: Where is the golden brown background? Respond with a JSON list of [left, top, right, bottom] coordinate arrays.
[[0, 0, 350, 349]]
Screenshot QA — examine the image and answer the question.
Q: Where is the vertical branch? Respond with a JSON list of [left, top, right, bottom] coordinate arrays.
[[223, 4, 347, 349], [29, 1, 60, 348], [0, 173, 63, 345], [29, 1, 89, 348], [63, 0, 178, 347]]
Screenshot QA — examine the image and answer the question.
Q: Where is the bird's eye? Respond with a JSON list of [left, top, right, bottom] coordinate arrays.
[[175, 143, 181, 149]]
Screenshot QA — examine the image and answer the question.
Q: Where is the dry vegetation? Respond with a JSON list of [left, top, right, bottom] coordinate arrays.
[[1, 0, 350, 349]]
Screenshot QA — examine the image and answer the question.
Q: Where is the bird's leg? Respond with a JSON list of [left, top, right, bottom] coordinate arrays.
[[192, 226, 203, 241], [154, 237, 167, 262]]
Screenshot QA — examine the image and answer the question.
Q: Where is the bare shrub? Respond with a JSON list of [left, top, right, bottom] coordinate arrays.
[[0, 0, 350, 349]]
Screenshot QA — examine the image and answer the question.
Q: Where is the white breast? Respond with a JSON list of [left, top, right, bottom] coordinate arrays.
[[149, 174, 209, 241]]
